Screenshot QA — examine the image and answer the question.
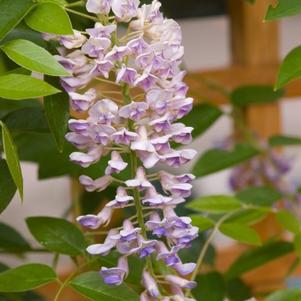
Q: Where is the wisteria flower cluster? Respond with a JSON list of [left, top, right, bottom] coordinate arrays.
[[45, 0, 198, 299]]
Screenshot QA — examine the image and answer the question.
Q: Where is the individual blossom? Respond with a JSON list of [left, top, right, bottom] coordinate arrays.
[[100, 256, 129, 286], [105, 151, 128, 175]]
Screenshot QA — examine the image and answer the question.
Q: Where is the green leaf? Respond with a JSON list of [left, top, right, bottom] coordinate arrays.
[[1, 22, 47, 48], [0, 160, 16, 213], [0, 0, 35, 41], [3, 107, 49, 133], [225, 278, 252, 301], [230, 85, 283, 107], [219, 223, 261, 246], [192, 272, 225, 301], [70, 272, 140, 301], [38, 0, 67, 5], [26, 216, 86, 256], [236, 186, 282, 207], [25, 3, 73, 35], [294, 233, 301, 258], [276, 211, 300, 234], [0, 98, 39, 119], [0, 121, 23, 198], [44, 81, 69, 152], [265, 0, 301, 21], [269, 135, 301, 147], [181, 103, 223, 139], [0, 264, 56, 292], [190, 215, 215, 231], [226, 209, 267, 225], [0, 74, 60, 100], [2, 39, 69, 76], [275, 46, 301, 89], [266, 288, 301, 301], [187, 195, 242, 213], [0, 222, 30, 253], [193, 143, 259, 177], [226, 241, 294, 279]]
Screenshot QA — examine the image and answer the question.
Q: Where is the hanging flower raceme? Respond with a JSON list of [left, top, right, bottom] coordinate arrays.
[[45, 0, 198, 298]]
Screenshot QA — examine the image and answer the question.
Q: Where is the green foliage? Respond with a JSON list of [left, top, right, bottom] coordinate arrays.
[[225, 209, 267, 225], [266, 288, 301, 301], [44, 78, 70, 152], [193, 143, 259, 177], [230, 85, 283, 107], [3, 107, 49, 133], [275, 46, 301, 89], [276, 211, 301, 234], [187, 195, 242, 213], [294, 233, 301, 258], [192, 272, 225, 301], [226, 241, 294, 279], [0, 98, 39, 119], [70, 272, 140, 301], [269, 135, 301, 146], [0, 264, 56, 293], [181, 103, 223, 138], [265, 0, 301, 21], [236, 186, 282, 207], [0, 160, 16, 213], [25, 2, 73, 35], [0, 0, 35, 41], [1, 39, 69, 76], [219, 223, 261, 246], [225, 278, 252, 301], [26, 216, 86, 256], [0, 222, 31, 253], [0, 74, 60, 100], [0, 121, 23, 198], [190, 215, 215, 231]]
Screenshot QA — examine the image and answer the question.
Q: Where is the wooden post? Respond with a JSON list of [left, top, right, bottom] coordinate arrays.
[[228, 0, 281, 138]]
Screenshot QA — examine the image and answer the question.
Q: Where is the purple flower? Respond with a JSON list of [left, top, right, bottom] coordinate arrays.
[[105, 151, 128, 175], [115, 220, 142, 254], [89, 99, 118, 124], [112, 128, 138, 145], [100, 256, 128, 286], [69, 147, 102, 167], [127, 37, 149, 55], [82, 37, 111, 58], [106, 187, 134, 208], [87, 229, 118, 255], [79, 175, 112, 192], [69, 88, 96, 112], [86, 0, 112, 15], [60, 30, 87, 49], [125, 167, 152, 189], [77, 206, 113, 229], [87, 23, 116, 38], [90, 59, 113, 78], [142, 270, 160, 298], [119, 102, 149, 121], [134, 72, 157, 90], [116, 65, 137, 85], [165, 275, 196, 289], [105, 45, 129, 62], [111, 0, 139, 22]]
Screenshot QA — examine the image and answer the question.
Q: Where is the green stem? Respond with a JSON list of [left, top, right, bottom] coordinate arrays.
[[189, 208, 243, 284], [65, 1, 84, 8], [122, 84, 154, 275], [65, 8, 98, 21]]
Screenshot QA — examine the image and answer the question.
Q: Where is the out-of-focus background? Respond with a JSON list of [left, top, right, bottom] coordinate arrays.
[[2, 0, 301, 271]]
